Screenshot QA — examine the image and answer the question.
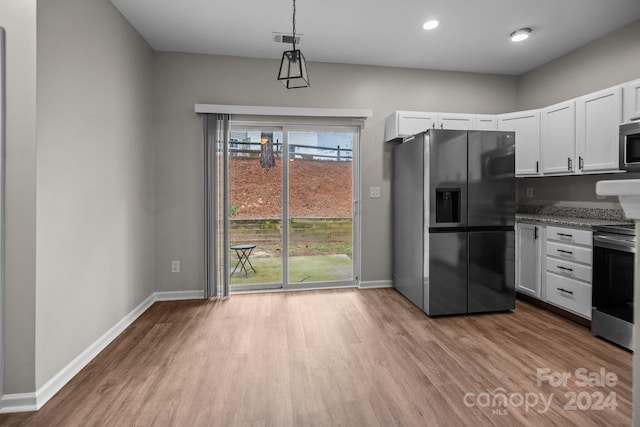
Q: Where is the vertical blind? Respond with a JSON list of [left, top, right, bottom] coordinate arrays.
[[204, 113, 230, 298]]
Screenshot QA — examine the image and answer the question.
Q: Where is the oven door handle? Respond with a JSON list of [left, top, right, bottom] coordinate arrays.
[[594, 235, 636, 253]]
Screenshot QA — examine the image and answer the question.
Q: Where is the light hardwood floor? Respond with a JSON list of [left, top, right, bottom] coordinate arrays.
[[0, 288, 631, 426]]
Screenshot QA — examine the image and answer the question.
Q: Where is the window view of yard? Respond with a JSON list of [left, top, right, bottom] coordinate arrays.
[[228, 130, 354, 287]]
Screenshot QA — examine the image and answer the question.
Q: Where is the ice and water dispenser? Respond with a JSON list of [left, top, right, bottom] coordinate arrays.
[[435, 188, 461, 223]]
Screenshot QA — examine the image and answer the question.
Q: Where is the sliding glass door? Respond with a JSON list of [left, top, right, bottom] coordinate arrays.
[[227, 127, 284, 290], [211, 122, 359, 292], [286, 129, 356, 289]]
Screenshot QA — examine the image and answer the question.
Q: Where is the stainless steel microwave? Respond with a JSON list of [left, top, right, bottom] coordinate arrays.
[[620, 121, 640, 171]]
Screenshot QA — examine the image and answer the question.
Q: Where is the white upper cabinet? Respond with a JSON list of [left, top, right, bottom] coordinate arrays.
[[541, 100, 576, 175], [498, 110, 541, 176], [436, 113, 476, 130], [475, 115, 498, 131], [575, 86, 622, 173], [384, 111, 437, 142], [623, 79, 640, 123]]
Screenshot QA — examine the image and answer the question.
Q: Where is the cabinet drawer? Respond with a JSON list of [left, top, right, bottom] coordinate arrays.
[[546, 258, 592, 283], [546, 226, 592, 246], [546, 241, 592, 265], [545, 273, 592, 319]]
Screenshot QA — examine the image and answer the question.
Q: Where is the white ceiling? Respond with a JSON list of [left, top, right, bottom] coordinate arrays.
[[110, 0, 640, 76]]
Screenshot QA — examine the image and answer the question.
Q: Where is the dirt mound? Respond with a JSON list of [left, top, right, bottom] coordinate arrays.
[[229, 157, 352, 219]]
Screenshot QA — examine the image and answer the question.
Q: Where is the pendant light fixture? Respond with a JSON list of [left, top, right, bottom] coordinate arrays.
[[277, 0, 310, 89]]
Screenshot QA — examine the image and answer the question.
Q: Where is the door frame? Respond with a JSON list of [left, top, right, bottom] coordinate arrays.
[[282, 124, 361, 291], [217, 121, 361, 292]]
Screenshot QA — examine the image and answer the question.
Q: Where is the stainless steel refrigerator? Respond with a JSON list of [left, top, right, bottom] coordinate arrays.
[[392, 130, 516, 316]]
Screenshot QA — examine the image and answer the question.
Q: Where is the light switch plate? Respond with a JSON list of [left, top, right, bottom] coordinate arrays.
[[370, 186, 381, 198]]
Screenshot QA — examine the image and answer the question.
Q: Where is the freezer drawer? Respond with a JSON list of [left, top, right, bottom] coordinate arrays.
[[468, 230, 515, 313], [426, 231, 467, 316]]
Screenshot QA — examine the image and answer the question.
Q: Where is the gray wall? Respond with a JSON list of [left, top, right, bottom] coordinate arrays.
[[152, 54, 518, 290], [519, 19, 640, 110], [517, 19, 640, 211], [0, 0, 155, 397], [0, 0, 38, 394], [32, 0, 155, 391]]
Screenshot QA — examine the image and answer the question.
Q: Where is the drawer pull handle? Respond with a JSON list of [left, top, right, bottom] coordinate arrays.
[[557, 233, 573, 238], [557, 266, 573, 272], [557, 249, 573, 255], [557, 287, 574, 295]]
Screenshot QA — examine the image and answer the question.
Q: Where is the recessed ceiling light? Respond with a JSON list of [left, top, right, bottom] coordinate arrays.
[[423, 20, 440, 30], [510, 27, 532, 42]]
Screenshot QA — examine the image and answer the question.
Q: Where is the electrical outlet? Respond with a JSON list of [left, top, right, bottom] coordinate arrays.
[[370, 186, 381, 198], [526, 187, 534, 199], [171, 260, 181, 273]]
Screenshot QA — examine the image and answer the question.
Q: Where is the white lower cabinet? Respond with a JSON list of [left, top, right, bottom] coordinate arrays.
[[516, 222, 594, 320], [545, 273, 592, 319], [544, 225, 593, 319], [516, 223, 544, 298]]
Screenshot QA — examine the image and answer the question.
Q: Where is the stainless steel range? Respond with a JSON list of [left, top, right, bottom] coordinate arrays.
[[592, 223, 636, 350]]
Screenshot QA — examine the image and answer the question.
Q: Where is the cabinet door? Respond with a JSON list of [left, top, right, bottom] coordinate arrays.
[[384, 111, 436, 142], [623, 79, 640, 123], [436, 113, 476, 130], [399, 113, 436, 136], [541, 100, 576, 174], [475, 115, 498, 131], [498, 110, 541, 176], [576, 87, 622, 173], [516, 223, 542, 298]]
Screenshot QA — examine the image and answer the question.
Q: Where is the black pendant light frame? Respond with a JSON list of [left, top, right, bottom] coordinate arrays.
[[277, 0, 310, 89]]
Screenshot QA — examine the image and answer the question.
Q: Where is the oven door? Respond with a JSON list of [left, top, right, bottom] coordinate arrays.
[[592, 241, 634, 323]]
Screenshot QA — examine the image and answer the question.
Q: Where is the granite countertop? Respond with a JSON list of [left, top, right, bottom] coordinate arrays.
[[516, 205, 633, 229], [516, 213, 632, 228]]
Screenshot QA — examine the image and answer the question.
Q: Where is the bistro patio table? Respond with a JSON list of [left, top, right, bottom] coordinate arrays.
[[230, 244, 257, 277]]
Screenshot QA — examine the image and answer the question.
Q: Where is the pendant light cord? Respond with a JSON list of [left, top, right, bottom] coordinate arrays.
[[292, 0, 297, 51]]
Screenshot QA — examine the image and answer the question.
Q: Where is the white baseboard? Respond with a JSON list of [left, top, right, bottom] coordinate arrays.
[[155, 290, 205, 301], [34, 293, 156, 412], [0, 290, 205, 414], [359, 280, 393, 289], [0, 393, 38, 414]]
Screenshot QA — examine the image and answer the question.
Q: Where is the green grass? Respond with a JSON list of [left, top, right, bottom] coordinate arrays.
[[230, 255, 352, 286]]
